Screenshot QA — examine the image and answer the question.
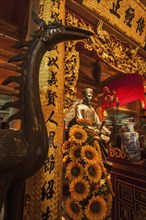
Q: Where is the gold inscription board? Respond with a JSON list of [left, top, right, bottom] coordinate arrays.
[[82, 0, 146, 46]]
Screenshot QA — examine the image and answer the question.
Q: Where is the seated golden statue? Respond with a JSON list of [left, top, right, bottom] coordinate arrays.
[[62, 88, 113, 220]]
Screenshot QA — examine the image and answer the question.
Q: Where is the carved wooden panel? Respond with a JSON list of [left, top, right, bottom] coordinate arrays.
[[111, 162, 146, 220]]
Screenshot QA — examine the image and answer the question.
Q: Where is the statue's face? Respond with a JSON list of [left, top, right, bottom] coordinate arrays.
[[84, 89, 93, 103]]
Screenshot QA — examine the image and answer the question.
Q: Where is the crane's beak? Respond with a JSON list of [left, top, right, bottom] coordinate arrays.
[[62, 25, 93, 41]]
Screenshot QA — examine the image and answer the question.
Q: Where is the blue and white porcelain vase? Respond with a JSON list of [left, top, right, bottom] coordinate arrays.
[[122, 123, 141, 162]]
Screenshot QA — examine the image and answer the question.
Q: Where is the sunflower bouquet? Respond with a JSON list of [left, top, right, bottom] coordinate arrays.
[[62, 119, 113, 220]]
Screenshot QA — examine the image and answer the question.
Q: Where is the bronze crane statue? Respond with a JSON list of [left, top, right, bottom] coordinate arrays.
[[0, 12, 93, 220]]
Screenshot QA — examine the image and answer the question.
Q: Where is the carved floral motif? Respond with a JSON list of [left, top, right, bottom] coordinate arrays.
[[64, 11, 146, 112]]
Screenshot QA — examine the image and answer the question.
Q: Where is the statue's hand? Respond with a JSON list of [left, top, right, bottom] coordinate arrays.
[[98, 123, 111, 143], [100, 125, 111, 136], [100, 134, 110, 143]]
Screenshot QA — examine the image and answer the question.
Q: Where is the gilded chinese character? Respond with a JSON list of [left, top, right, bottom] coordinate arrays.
[[110, 0, 123, 18], [48, 56, 59, 69], [136, 17, 145, 36], [46, 90, 57, 106], [41, 206, 51, 220], [44, 154, 55, 174], [41, 180, 54, 201], [124, 7, 135, 27], [47, 71, 58, 87], [45, 111, 58, 126], [48, 131, 57, 148]]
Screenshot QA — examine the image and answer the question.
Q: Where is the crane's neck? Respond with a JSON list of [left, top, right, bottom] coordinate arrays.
[[23, 39, 47, 138]]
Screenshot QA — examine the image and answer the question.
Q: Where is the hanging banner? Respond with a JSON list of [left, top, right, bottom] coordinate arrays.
[[24, 0, 65, 220], [82, 0, 146, 46]]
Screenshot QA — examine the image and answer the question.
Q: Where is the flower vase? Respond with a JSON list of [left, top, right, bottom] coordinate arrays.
[[122, 123, 141, 162]]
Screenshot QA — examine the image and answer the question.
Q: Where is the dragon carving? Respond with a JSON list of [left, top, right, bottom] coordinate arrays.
[[0, 12, 93, 220]]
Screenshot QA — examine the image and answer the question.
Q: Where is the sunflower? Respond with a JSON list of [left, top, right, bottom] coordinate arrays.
[[81, 145, 100, 164], [85, 163, 102, 183], [64, 197, 83, 220], [66, 161, 83, 180], [85, 196, 107, 220], [69, 144, 81, 161], [69, 125, 88, 144], [69, 177, 90, 201]]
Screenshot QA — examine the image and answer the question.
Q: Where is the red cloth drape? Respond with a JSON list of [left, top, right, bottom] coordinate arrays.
[[104, 74, 145, 107]]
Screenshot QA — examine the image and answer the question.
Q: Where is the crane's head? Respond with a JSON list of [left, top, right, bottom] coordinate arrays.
[[32, 12, 93, 48]]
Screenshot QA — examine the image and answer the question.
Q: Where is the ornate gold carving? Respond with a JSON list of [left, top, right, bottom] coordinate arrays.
[[64, 12, 93, 113], [64, 11, 146, 112], [64, 41, 80, 114], [81, 19, 146, 75], [109, 145, 129, 160], [64, 12, 94, 114], [82, 0, 146, 45]]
